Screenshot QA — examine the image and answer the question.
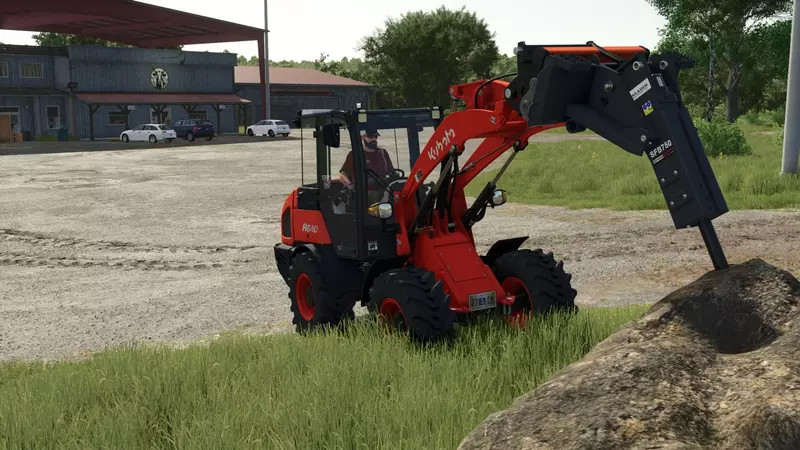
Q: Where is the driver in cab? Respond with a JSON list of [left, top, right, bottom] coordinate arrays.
[[339, 127, 395, 204]]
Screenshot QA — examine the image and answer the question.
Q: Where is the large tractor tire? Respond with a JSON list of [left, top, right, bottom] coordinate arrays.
[[492, 249, 577, 317], [288, 252, 357, 333], [369, 267, 456, 342]]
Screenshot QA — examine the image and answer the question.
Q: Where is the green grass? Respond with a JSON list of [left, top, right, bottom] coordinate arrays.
[[0, 306, 648, 449], [468, 125, 800, 210]]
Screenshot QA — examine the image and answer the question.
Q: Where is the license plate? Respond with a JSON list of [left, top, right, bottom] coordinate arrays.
[[469, 291, 496, 311]]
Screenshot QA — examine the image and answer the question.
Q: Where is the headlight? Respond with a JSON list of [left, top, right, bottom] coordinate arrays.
[[368, 202, 393, 219]]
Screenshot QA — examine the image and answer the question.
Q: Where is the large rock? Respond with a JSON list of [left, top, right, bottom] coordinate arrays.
[[460, 259, 800, 449]]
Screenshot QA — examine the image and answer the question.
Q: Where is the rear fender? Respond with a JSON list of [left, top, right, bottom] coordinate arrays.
[[274, 243, 320, 283], [276, 244, 363, 297]]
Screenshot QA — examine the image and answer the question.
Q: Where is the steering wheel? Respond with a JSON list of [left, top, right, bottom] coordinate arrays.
[[334, 183, 355, 209], [385, 169, 407, 192], [388, 168, 406, 182]]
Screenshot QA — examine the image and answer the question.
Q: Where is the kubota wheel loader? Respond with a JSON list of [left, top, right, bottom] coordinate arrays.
[[274, 42, 729, 342]]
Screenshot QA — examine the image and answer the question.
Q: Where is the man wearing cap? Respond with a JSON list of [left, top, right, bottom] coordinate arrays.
[[338, 127, 395, 196]]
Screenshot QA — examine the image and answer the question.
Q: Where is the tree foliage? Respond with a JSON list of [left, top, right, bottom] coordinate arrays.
[[492, 54, 517, 77], [235, 53, 374, 84], [648, 0, 791, 122], [33, 32, 181, 49], [658, 18, 791, 120], [34, 32, 130, 47], [360, 6, 499, 107]]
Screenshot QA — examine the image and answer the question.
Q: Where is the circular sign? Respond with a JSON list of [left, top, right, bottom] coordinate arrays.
[[150, 67, 169, 89]]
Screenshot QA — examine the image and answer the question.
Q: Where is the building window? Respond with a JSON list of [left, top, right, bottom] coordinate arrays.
[[151, 107, 171, 125], [189, 110, 208, 121], [0, 62, 8, 78], [46, 106, 60, 129], [20, 63, 43, 79], [108, 111, 127, 125]]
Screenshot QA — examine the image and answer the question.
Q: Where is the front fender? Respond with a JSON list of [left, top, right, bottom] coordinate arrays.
[[482, 236, 529, 266]]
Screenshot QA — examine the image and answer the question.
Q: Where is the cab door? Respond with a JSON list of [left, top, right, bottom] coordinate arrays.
[[316, 120, 361, 259]]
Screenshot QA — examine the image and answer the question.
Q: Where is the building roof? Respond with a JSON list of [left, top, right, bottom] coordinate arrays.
[[235, 66, 371, 87], [75, 92, 251, 105], [0, 0, 263, 48]]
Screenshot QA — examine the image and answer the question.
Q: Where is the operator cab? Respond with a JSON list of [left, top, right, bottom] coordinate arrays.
[[295, 107, 443, 261]]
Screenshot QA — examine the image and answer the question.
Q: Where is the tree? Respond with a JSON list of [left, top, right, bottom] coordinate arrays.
[[648, 0, 791, 122], [657, 18, 791, 120], [738, 19, 792, 112], [312, 53, 374, 83], [237, 55, 261, 66], [360, 6, 499, 107], [492, 54, 517, 77], [33, 32, 182, 49], [34, 32, 129, 47]]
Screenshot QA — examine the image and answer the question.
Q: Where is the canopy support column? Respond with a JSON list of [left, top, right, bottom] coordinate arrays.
[[88, 104, 100, 141]]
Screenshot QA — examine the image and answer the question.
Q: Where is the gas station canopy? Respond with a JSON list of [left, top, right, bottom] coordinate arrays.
[[0, 0, 264, 47]]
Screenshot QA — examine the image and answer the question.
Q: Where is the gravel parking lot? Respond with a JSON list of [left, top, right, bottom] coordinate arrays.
[[2, 133, 799, 361]]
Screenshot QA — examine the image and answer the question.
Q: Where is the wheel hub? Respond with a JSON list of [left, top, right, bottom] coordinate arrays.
[[378, 298, 406, 332], [501, 277, 533, 329], [295, 273, 315, 321]]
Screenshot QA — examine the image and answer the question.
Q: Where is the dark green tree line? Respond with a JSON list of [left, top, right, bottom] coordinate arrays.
[[648, 0, 791, 122]]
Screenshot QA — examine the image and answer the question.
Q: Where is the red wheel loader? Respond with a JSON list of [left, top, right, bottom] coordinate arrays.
[[274, 43, 729, 341]]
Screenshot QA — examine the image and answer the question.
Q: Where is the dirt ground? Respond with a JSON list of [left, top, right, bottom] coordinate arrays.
[[1, 133, 798, 361]]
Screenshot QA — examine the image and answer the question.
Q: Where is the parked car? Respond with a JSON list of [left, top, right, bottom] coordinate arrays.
[[246, 120, 291, 137], [173, 119, 215, 141], [120, 124, 176, 143]]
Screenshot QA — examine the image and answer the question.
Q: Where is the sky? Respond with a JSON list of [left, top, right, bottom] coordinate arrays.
[[0, 0, 667, 61]]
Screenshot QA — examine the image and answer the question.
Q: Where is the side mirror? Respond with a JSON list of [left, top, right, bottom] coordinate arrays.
[[322, 123, 340, 148], [490, 189, 507, 207]]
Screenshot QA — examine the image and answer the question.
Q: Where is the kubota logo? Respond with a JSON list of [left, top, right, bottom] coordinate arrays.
[[302, 223, 318, 233], [426, 128, 456, 161]]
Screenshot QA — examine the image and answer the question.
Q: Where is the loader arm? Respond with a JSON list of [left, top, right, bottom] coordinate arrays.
[[398, 42, 729, 270]]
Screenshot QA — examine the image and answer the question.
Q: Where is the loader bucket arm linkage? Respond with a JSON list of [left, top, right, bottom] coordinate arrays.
[[400, 43, 729, 270]]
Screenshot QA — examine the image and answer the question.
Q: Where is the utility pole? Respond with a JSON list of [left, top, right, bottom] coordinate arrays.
[[263, 0, 271, 120], [782, 0, 800, 174]]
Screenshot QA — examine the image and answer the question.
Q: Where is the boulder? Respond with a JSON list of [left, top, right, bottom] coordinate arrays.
[[460, 259, 800, 449]]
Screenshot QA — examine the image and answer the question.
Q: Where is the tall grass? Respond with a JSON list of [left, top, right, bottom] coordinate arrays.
[[468, 125, 800, 210], [0, 306, 648, 449]]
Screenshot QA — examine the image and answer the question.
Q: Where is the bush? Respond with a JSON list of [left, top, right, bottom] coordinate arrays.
[[739, 108, 786, 127], [687, 103, 727, 122], [773, 127, 785, 148], [694, 119, 752, 156]]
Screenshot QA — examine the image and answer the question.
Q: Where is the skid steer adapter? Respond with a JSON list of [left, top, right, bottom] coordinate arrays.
[[503, 43, 729, 269]]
